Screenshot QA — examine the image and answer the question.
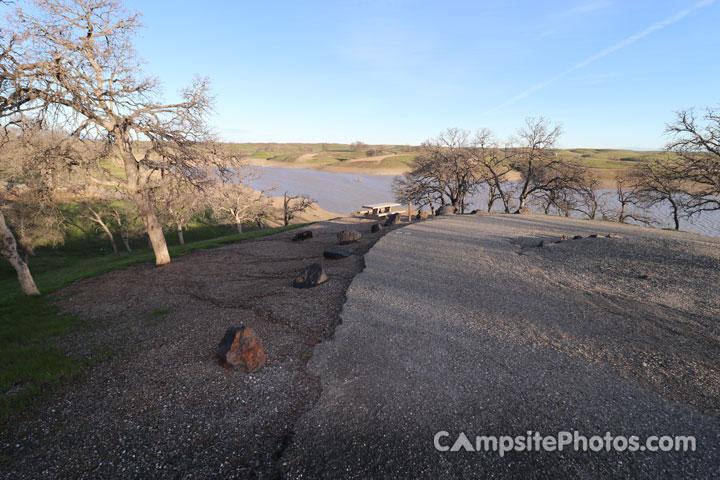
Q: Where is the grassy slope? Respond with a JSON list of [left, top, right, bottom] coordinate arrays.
[[232, 142, 663, 172], [0, 223, 305, 420]]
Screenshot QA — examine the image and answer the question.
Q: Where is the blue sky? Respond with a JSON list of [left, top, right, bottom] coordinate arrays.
[[125, 0, 720, 148]]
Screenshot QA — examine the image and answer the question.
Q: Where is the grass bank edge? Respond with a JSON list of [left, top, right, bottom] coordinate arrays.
[[0, 222, 308, 421]]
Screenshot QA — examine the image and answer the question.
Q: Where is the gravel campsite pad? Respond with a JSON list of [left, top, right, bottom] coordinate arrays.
[[0, 217, 400, 479]]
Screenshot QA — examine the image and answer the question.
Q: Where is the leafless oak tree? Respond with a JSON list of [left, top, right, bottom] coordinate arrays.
[[393, 128, 482, 213], [626, 157, 694, 230], [509, 117, 567, 212], [212, 170, 273, 234], [613, 171, 652, 225], [0, 122, 73, 294], [469, 129, 514, 213], [573, 174, 606, 220], [282, 192, 314, 226], [8, 0, 240, 266], [665, 107, 720, 214]]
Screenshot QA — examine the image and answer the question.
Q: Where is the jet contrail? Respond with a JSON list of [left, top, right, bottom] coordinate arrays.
[[486, 0, 716, 113]]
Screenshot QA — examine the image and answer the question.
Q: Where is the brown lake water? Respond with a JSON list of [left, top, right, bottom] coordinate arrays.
[[253, 166, 720, 238]]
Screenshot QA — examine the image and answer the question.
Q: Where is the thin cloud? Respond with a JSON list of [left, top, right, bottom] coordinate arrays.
[[487, 0, 716, 113], [552, 1, 612, 20]]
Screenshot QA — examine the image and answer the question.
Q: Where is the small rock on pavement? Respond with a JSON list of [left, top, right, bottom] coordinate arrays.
[[292, 231, 313, 241], [371, 223, 384, 233], [416, 211, 431, 220], [337, 230, 362, 244], [607, 233, 622, 238], [436, 205, 455, 216], [323, 249, 354, 259], [470, 209, 486, 215], [572, 235, 583, 240], [293, 263, 328, 288], [217, 326, 266, 373], [384, 213, 400, 226]]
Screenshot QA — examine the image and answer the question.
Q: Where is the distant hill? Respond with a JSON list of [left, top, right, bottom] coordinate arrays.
[[227, 142, 663, 175]]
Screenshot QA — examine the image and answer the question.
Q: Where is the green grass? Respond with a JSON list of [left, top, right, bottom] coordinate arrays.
[[380, 154, 417, 168], [556, 148, 667, 169], [0, 223, 306, 420]]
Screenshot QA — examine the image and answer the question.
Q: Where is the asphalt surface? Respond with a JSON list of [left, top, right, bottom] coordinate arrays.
[[281, 214, 720, 479]]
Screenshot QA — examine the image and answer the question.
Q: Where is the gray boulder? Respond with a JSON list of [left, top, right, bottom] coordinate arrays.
[[323, 249, 354, 259], [371, 223, 383, 233], [416, 211, 431, 220], [293, 263, 328, 288], [384, 213, 400, 226], [337, 230, 362, 244], [436, 205, 455, 216]]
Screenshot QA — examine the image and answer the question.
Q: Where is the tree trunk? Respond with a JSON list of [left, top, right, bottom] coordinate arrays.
[[283, 193, 290, 226], [0, 213, 40, 295], [121, 234, 132, 253], [100, 224, 118, 255], [235, 216, 243, 234], [118, 135, 171, 266], [88, 209, 118, 255], [177, 223, 185, 245], [136, 194, 170, 265], [670, 200, 680, 230], [516, 195, 526, 213]]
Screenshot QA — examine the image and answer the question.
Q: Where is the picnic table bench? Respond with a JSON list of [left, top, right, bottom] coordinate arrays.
[[361, 203, 402, 218]]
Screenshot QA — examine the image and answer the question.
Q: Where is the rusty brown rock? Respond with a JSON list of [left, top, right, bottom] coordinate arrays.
[[217, 326, 267, 373]]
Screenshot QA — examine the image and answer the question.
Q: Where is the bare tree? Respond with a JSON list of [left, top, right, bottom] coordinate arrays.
[[212, 170, 273, 234], [109, 203, 139, 252], [82, 201, 120, 255], [573, 174, 606, 220], [613, 172, 652, 225], [282, 192, 314, 226], [155, 181, 207, 246], [0, 212, 40, 294], [0, 17, 44, 294], [350, 141, 367, 153], [469, 129, 514, 213], [0, 121, 74, 294], [393, 128, 482, 213], [627, 157, 693, 230], [8, 0, 240, 266], [510, 117, 565, 212], [665, 107, 720, 214]]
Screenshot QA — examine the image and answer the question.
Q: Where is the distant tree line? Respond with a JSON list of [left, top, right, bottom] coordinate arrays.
[[393, 112, 720, 231]]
